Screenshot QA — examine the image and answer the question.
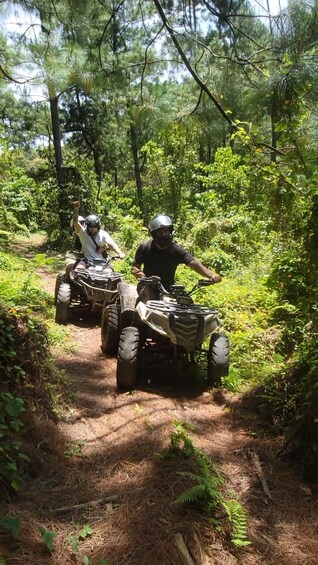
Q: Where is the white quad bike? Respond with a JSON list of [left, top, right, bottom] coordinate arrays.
[[54, 252, 123, 324], [115, 276, 230, 390]]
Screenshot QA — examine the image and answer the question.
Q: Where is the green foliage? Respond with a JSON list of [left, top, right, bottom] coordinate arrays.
[[204, 270, 282, 390], [267, 247, 309, 304], [68, 524, 94, 555], [165, 422, 250, 548], [0, 249, 67, 492], [261, 335, 318, 429], [141, 123, 197, 220], [38, 524, 57, 553], [0, 137, 40, 233], [182, 211, 270, 273], [265, 242, 316, 354], [193, 147, 250, 210], [222, 499, 251, 547], [0, 516, 22, 540], [0, 251, 53, 315], [64, 439, 86, 458], [0, 314, 24, 381], [0, 392, 28, 491], [32, 252, 65, 273], [168, 420, 198, 458], [103, 210, 145, 260]]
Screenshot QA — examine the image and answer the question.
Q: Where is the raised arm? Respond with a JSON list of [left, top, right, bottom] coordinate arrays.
[[73, 201, 82, 234]]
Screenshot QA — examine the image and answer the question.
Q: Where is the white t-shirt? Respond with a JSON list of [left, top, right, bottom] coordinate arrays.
[[78, 226, 117, 260]]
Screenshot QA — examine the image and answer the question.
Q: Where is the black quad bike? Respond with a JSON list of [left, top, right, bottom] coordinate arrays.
[[115, 276, 230, 390], [54, 252, 123, 324]]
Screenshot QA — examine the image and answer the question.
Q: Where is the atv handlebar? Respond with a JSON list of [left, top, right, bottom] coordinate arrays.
[[198, 279, 215, 286], [72, 252, 122, 270], [141, 276, 215, 300]]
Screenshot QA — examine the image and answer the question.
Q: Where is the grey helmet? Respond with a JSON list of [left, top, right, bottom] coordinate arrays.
[[85, 214, 101, 231], [148, 214, 174, 248]]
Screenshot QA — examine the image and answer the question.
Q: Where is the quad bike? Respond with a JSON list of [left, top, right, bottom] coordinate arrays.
[[115, 276, 230, 390], [54, 252, 123, 324]]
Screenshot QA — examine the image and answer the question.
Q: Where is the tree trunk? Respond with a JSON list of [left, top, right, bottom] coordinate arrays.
[[130, 122, 144, 216], [48, 85, 68, 231], [270, 97, 278, 163]]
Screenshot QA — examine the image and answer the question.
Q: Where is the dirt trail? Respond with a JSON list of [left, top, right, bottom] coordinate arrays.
[[1, 237, 318, 565]]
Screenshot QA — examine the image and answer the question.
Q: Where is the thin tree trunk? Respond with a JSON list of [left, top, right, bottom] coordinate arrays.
[[270, 104, 278, 164], [48, 87, 68, 231], [130, 122, 144, 216]]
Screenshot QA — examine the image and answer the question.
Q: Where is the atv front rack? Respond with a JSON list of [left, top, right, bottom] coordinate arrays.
[[76, 272, 123, 311], [136, 299, 220, 352]]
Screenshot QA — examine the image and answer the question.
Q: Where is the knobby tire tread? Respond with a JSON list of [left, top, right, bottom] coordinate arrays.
[[55, 282, 71, 324], [116, 326, 139, 390], [207, 333, 230, 387], [101, 304, 120, 355]]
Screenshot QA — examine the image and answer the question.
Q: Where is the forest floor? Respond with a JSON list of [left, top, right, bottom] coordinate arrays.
[[1, 235, 318, 565]]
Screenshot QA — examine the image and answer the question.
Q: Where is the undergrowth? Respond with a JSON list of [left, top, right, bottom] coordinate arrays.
[[161, 421, 251, 549], [0, 246, 70, 495], [176, 263, 283, 392]]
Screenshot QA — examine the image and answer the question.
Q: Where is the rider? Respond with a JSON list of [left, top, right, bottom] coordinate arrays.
[[132, 214, 221, 300], [73, 201, 125, 268]]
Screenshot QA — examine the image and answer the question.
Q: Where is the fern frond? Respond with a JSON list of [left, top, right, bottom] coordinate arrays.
[[222, 499, 251, 547], [166, 421, 251, 549], [175, 484, 207, 505], [177, 471, 201, 482]]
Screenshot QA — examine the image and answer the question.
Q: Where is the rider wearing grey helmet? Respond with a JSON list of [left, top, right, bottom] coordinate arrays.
[[132, 213, 221, 294], [148, 214, 174, 249]]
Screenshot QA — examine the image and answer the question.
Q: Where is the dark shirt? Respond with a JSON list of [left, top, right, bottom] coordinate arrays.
[[134, 239, 194, 290]]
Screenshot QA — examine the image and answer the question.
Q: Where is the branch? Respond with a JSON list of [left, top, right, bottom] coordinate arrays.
[[0, 65, 26, 84], [98, 0, 127, 73], [260, 142, 285, 156], [50, 494, 119, 514], [152, 0, 236, 129], [189, 89, 204, 116], [249, 450, 272, 500]]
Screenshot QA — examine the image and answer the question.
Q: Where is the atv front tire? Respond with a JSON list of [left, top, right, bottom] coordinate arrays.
[[207, 333, 230, 387], [101, 304, 120, 355], [54, 273, 65, 305], [116, 326, 139, 390], [55, 282, 71, 324]]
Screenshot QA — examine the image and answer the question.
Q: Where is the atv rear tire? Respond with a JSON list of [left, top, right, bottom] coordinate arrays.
[[54, 273, 65, 305], [101, 304, 120, 355], [116, 326, 139, 390], [55, 282, 71, 324], [207, 333, 230, 387]]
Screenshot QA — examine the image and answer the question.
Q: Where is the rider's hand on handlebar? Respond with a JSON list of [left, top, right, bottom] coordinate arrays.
[[210, 274, 222, 283], [118, 252, 125, 260]]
